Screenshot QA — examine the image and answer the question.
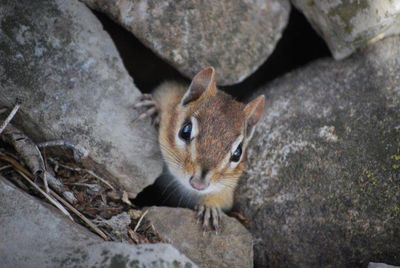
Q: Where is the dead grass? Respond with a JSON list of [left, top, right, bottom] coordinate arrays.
[[0, 142, 163, 244]]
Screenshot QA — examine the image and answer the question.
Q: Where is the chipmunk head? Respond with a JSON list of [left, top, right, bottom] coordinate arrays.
[[162, 67, 265, 194]]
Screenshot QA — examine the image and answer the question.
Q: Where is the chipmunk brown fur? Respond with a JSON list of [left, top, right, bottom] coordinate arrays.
[[135, 67, 265, 230]]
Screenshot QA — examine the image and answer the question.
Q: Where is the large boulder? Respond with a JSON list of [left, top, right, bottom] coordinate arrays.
[[81, 0, 291, 85], [292, 0, 400, 60], [0, 177, 196, 267], [146, 207, 253, 268], [237, 36, 400, 267], [0, 0, 162, 196]]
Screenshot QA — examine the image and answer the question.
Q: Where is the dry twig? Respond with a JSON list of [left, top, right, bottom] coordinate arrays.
[[133, 209, 149, 233], [46, 171, 77, 204], [0, 153, 77, 204], [122, 191, 132, 206], [51, 190, 109, 241], [0, 153, 109, 240], [0, 164, 12, 171], [1, 125, 48, 192], [48, 157, 114, 190], [38, 140, 89, 161], [0, 103, 20, 135], [14, 169, 73, 221]]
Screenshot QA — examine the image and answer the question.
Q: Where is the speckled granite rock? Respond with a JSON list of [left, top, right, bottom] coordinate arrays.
[[146, 207, 253, 268], [237, 36, 400, 267], [369, 263, 400, 268], [0, 0, 162, 196], [291, 0, 400, 59], [81, 0, 290, 85], [0, 177, 196, 268]]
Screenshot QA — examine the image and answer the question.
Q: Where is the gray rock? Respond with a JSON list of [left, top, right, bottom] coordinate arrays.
[[81, 0, 290, 85], [291, 0, 400, 60], [0, 0, 162, 196], [369, 263, 400, 268], [0, 177, 197, 268], [146, 206, 253, 268], [93, 212, 131, 241], [237, 36, 400, 267]]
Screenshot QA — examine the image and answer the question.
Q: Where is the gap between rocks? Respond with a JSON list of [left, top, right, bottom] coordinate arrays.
[[93, 7, 330, 101], [91, 5, 331, 207]]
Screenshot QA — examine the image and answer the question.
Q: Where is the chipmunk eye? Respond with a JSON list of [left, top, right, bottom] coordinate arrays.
[[230, 143, 242, 162], [179, 121, 192, 142]]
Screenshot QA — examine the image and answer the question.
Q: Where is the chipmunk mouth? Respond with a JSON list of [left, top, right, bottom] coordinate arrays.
[[189, 176, 209, 191]]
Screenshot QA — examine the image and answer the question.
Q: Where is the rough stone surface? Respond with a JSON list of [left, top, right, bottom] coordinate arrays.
[[369, 263, 400, 268], [147, 206, 253, 268], [81, 0, 290, 85], [291, 0, 400, 60], [237, 36, 400, 268], [0, 177, 197, 268], [0, 0, 162, 196]]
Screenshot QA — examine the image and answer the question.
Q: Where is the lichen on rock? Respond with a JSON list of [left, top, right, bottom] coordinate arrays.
[[237, 36, 400, 267], [292, 0, 400, 59]]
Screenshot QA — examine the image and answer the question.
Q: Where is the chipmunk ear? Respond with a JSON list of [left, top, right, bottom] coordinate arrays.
[[181, 67, 217, 105], [244, 95, 265, 140]]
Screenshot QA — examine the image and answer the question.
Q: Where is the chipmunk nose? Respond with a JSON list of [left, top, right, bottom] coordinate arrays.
[[201, 169, 209, 179], [189, 175, 209, 191]]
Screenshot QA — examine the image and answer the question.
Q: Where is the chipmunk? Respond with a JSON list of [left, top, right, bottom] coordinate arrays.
[[135, 67, 265, 230]]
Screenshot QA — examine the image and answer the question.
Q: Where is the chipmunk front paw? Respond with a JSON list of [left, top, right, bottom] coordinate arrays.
[[133, 94, 160, 126], [196, 205, 223, 232]]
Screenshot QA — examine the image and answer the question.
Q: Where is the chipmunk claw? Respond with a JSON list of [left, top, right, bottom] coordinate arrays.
[[133, 94, 160, 126], [196, 205, 222, 233]]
